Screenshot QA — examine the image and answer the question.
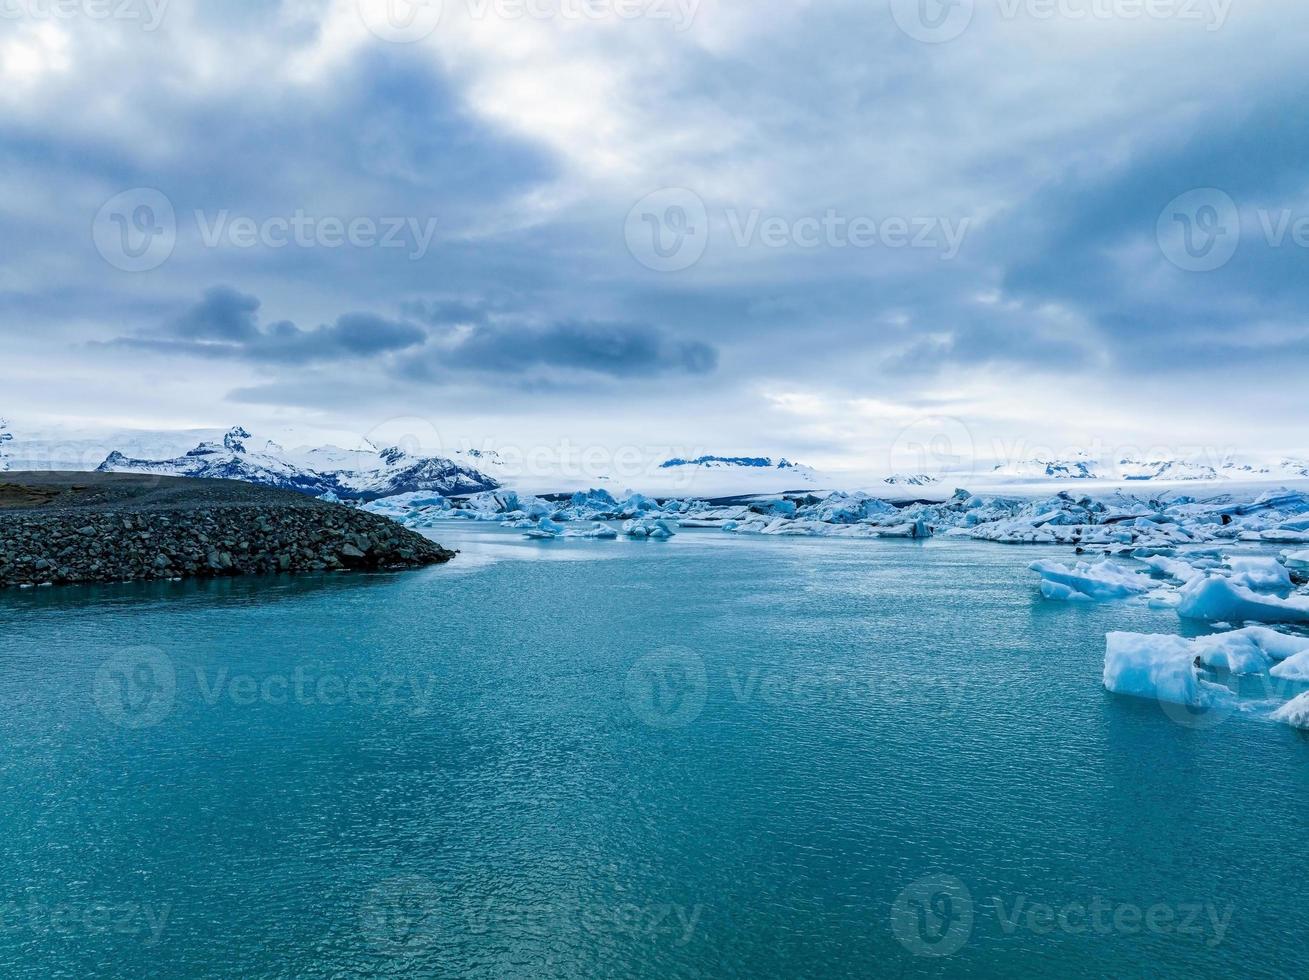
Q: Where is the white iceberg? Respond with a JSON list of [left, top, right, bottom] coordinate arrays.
[[1271, 692, 1309, 730], [563, 522, 619, 540], [1226, 556, 1292, 592], [623, 517, 676, 539], [1103, 632, 1231, 707], [1177, 576, 1309, 624], [1030, 559, 1153, 601]]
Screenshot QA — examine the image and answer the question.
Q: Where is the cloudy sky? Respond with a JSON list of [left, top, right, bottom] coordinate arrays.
[[2, 0, 1306, 476]]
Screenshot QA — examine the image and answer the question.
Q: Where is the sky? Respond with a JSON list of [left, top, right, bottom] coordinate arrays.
[[2, 0, 1307, 479]]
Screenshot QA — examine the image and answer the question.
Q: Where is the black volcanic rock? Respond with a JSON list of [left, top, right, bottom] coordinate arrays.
[[0, 473, 455, 589]]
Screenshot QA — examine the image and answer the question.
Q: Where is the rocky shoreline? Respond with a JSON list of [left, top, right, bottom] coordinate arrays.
[[0, 473, 455, 589]]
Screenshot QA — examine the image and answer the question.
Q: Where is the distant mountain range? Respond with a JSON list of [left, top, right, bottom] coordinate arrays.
[[992, 455, 1309, 482], [97, 427, 500, 501]]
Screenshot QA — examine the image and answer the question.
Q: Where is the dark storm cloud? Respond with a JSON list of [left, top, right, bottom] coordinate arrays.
[[104, 287, 429, 365]]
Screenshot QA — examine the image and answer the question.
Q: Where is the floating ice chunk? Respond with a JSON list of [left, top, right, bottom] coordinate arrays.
[[1226, 556, 1292, 592], [1139, 555, 1205, 584], [1103, 632, 1231, 707], [1260, 529, 1309, 544], [523, 517, 565, 539], [1191, 631, 1273, 675], [623, 517, 676, 539], [1039, 581, 1094, 602], [564, 522, 619, 539], [1030, 559, 1152, 601], [1177, 576, 1309, 624], [1283, 549, 1309, 572], [1271, 652, 1309, 681], [877, 519, 932, 539], [1272, 692, 1309, 729]]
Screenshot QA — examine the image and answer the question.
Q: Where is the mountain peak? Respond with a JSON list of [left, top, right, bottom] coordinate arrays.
[[217, 426, 254, 453]]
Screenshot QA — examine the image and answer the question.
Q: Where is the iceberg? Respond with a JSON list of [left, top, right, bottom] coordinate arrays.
[[1030, 559, 1153, 601], [1283, 549, 1309, 572], [1271, 692, 1309, 730], [1176, 576, 1309, 624], [564, 522, 619, 539], [1226, 556, 1292, 592], [623, 518, 676, 539], [1103, 632, 1231, 707], [1271, 651, 1309, 681]]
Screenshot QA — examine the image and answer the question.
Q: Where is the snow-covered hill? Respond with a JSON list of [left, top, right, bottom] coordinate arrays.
[[989, 453, 1309, 484], [97, 426, 500, 501], [644, 456, 821, 497]]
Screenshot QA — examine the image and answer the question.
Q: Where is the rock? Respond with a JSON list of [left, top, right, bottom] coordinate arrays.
[[0, 474, 455, 590]]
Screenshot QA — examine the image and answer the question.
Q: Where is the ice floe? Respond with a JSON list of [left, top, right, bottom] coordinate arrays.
[[1103, 632, 1233, 708]]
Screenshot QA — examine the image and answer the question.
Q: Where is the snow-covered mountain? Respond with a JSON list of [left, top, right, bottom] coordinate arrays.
[[882, 473, 940, 488], [1117, 458, 1220, 481], [646, 455, 820, 497], [97, 426, 500, 501], [992, 453, 1100, 480], [990, 453, 1309, 484]]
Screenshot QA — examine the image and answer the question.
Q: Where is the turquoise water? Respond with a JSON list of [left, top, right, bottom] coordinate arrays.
[[1, 525, 1305, 978]]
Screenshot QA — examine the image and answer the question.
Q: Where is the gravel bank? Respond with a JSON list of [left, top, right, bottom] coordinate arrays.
[[0, 473, 455, 589]]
